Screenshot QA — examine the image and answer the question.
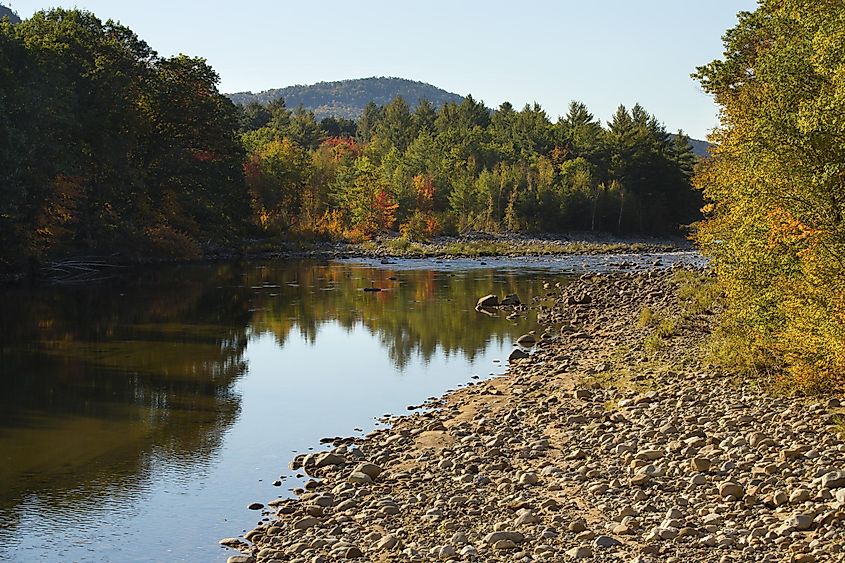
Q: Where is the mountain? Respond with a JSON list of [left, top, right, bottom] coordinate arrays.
[[0, 4, 20, 23], [685, 136, 711, 158], [669, 133, 711, 158], [228, 77, 466, 121]]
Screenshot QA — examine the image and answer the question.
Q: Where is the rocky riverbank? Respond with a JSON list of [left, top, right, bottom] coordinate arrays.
[[4, 233, 686, 286], [222, 267, 845, 563], [250, 232, 692, 262]]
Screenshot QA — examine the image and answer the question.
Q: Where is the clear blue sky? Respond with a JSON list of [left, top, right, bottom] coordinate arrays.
[[11, 0, 757, 139]]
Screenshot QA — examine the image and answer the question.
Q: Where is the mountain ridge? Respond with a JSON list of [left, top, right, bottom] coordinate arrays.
[[228, 77, 464, 121], [0, 4, 20, 23]]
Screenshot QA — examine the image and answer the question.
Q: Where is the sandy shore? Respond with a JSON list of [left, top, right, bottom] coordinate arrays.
[[222, 266, 845, 563]]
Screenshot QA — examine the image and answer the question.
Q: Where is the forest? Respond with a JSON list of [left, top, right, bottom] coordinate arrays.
[[0, 9, 700, 274]]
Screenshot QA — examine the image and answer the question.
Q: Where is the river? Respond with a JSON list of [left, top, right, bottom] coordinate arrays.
[[0, 253, 701, 562]]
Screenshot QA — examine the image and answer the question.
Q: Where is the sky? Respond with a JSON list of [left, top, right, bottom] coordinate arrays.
[[9, 0, 758, 140]]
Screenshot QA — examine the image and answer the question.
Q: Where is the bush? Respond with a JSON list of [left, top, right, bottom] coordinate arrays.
[[399, 210, 440, 242], [144, 225, 202, 260]]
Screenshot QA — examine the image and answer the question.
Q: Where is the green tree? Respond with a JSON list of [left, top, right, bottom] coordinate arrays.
[[377, 96, 415, 152], [357, 101, 383, 143], [412, 98, 437, 136], [245, 138, 309, 232]]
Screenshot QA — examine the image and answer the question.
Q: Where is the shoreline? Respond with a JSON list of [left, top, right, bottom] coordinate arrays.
[[0, 232, 691, 286], [223, 266, 845, 562]]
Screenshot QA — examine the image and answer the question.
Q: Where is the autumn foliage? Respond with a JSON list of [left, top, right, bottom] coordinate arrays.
[[693, 0, 845, 391]]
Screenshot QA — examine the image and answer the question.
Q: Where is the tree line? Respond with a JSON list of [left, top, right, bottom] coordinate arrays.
[[239, 93, 701, 242], [0, 9, 701, 274]]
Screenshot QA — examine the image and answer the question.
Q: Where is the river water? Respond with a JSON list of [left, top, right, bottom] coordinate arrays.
[[0, 253, 700, 562]]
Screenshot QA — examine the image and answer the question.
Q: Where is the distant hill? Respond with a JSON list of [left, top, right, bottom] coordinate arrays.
[[228, 77, 466, 120], [685, 136, 711, 158], [669, 133, 711, 158], [0, 4, 20, 23], [667, 133, 710, 158]]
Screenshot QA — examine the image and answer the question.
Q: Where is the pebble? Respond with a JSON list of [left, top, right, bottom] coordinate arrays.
[[220, 269, 845, 563]]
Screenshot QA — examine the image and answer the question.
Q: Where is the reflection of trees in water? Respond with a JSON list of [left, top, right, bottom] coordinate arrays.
[[0, 259, 544, 540], [248, 262, 540, 369], [0, 264, 252, 524]]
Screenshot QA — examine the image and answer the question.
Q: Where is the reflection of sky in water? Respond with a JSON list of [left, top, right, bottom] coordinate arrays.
[[0, 261, 534, 562], [5, 326, 513, 562]]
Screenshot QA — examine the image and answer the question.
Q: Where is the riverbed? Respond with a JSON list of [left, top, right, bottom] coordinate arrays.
[[0, 253, 701, 562]]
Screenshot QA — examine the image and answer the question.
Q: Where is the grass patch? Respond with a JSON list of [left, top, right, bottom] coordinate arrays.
[[580, 345, 664, 395], [831, 414, 845, 437], [638, 305, 679, 354], [673, 269, 722, 317], [655, 316, 679, 338], [638, 306, 656, 328], [348, 237, 678, 258]]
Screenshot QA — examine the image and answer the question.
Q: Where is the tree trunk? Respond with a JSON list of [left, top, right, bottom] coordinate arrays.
[[617, 188, 625, 234]]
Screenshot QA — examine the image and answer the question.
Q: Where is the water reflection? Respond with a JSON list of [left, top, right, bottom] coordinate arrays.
[[246, 263, 536, 368], [0, 259, 545, 561], [0, 265, 250, 540]]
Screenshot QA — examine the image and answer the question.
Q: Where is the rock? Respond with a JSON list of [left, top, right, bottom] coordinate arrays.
[[226, 557, 255, 563], [509, 348, 530, 361], [790, 489, 811, 503], [821, 471, 845, 489], [690, 457, 711, 472], [343, 546, 363, 558], [375, 534, 398, 550], [515, 510, 540, 525], [477, 294, 499, 308], [718, 481, 744, 499], [519, 472, 539, 485], [568, 519, 587, 533], [689, 474, 707, 486], [314, 452, 345, 468], [630, 473, 651, 486], [293, 516, 320, 530], [566, 546, 593, 559], [484, 531, 524, 545], [247, 502, 264, 510], [459, 546, 477, 557], [289, 454, 305, 470], [219, 538, 247, 548], [354, 462, 383, 480], [782, 448, 806, 461], [501, 293, 521, 306], [348, 471, 373, 484], [593, 535, 622, 548], [516, 333, 537, 347], [787, 513, 814, 531], [492, 539, 517, 550], [636, 449, 663, 461], [438, 544, 457, 559]]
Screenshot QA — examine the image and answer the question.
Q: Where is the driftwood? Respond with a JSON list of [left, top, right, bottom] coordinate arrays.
[[42, 256, 125, 283]]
